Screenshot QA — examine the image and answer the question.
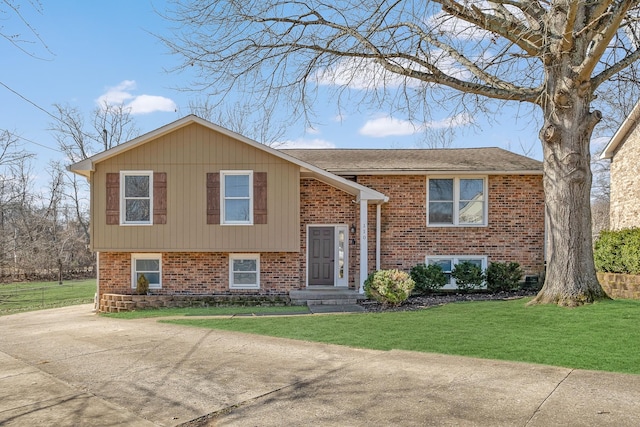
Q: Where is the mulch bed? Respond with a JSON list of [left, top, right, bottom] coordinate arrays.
[[359, 290, 539, 312]]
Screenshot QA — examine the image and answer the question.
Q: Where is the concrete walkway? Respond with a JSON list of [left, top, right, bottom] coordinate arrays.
[[0, 304, 639, 426]]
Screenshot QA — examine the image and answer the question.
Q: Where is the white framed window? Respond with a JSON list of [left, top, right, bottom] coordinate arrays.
[[426, 256, 487, 290], [221, 171, 253, 225], [229, 254, 260, 289], [121, 171, 153, 225], [131, 253, 161, 289], [427, 177, 486, 226]]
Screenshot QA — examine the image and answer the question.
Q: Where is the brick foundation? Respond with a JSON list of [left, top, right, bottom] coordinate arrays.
[[98, 252, 298, 311], [99, 293, 291, 313]]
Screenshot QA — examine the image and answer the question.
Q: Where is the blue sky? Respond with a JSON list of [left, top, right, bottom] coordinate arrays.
[[1, 0, 547, 179]]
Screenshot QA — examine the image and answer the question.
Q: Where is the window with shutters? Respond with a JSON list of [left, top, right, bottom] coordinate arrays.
[[221, 170, 253, 225], [121, 171, 153, 225]]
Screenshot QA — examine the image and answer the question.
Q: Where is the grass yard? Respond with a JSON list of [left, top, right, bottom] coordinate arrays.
[[159, 298, 640, 375], [0, 279, 96, 315]]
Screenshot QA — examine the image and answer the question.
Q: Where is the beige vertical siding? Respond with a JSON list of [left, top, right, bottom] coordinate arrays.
[[91, 123, 300, 252]]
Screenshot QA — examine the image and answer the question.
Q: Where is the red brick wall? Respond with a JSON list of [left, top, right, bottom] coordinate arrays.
[[299, 179, 359, 288], [357, 174, 545, 277], [300, 175, 545, 282], [98, 252, 299, 300]]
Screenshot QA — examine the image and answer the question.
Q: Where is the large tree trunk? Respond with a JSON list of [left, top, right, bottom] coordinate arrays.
[[529, 83, 609, 306]]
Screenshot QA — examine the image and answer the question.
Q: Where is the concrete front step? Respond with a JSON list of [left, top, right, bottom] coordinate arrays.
[[290, 288, 366, 306]]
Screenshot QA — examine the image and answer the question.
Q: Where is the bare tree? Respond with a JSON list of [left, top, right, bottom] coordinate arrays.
[[163, 1, 640, 306], [188, 98, 287, 146], [50, 103, 139, 275], [0, 0, 52, 59]]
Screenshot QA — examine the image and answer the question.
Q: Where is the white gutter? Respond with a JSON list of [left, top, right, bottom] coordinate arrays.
[[601, 99, 640, 159]]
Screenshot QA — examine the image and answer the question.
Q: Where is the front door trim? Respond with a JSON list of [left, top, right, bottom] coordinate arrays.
[[306, 224, 349, 287]]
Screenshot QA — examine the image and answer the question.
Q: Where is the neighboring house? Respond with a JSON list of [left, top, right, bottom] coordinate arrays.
[[69, 115, 545, 311], [601, 101, 640, 230]]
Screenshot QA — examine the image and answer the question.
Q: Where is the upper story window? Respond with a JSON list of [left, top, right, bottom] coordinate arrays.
[[121, 171, 153, 225], [427, 177, 486, 226], [221, 171, 253, 225]]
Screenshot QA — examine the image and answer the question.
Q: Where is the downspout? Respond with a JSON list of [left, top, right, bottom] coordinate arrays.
[[95, 252, 100, 312], [359, 198, 368, 294], [376, 203, 381, 271]]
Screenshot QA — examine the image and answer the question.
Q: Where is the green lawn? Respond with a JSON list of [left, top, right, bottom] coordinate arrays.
[[0, 279, 96, 315], [160, 298, 640, 375]]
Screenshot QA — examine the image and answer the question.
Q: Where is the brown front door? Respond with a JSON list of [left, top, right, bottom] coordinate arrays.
[[308, 227, 335, 286]]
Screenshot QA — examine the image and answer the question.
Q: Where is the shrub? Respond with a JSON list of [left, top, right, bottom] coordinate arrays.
[[485, 262, 523, 292], [364, 269, 415, 306], [451, 261, 484, 293], [594, 228, 640, 274], [136, 274, 149, 295], [594, 230, 627, 273], [410, 263, 447, 295]]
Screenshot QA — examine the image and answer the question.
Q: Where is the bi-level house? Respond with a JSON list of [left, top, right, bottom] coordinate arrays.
[[69, 115, 545, 312]]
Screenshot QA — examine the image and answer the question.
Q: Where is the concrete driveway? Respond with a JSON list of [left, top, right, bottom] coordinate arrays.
[[1, 304, 639, 426]]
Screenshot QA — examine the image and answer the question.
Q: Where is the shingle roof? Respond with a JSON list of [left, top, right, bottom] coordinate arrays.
[[280, 148, 542, 174]]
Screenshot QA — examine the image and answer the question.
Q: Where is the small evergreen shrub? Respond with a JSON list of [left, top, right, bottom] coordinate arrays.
[[594, 230, 627, 273], [364, 269, 415, 306], [136, 274, 149, 295], [485, 261, 523, 292], [410, 263, 447, 294], [594, 228, 640, 274], [451, 261, 484, 293]]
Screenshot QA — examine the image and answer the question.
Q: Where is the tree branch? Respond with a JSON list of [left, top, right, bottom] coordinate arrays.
[[577, 1, 636, 82]]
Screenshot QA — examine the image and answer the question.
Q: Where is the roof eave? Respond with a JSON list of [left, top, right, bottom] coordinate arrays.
[[601, 99, 640, 160], [324, 169, 544, 176]]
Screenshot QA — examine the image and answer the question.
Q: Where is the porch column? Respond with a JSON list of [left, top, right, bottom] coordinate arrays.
[[376, 203, 381, 271], [359, 199, 368, 294]]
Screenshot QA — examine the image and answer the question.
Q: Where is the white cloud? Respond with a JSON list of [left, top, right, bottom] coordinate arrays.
[[359, 116, 418, 137], [425, 113, 474, 129], [277, 138, 336, 149], [359, 113, 473, 138], [96, 80, 177, 115], [126, 95, 177, 114], [305, 126, 320, 135], [314, 58, 413, 90], [313, 54, 469, 90]]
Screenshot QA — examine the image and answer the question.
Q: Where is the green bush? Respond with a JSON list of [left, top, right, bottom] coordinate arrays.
[[410, 263, 447, 295], [364, 269, 415, 306], [485, 262, 523, 292], [451, 261, 484, 293], [594, 228, 640, 274]]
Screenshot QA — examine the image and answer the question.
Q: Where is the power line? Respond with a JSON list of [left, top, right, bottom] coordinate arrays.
[[0, 80, 60, 122], [4, 130, 61, 152], [0, 80, 94, 152]]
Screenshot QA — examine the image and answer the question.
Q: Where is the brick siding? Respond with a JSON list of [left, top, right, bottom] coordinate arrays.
[[98, 252, 298, 309], [300, 179, 359, 288], [301, 174, 545, 281]]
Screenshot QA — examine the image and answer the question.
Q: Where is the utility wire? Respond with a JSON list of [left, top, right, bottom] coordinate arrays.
[[0, 80, 95, 152]]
